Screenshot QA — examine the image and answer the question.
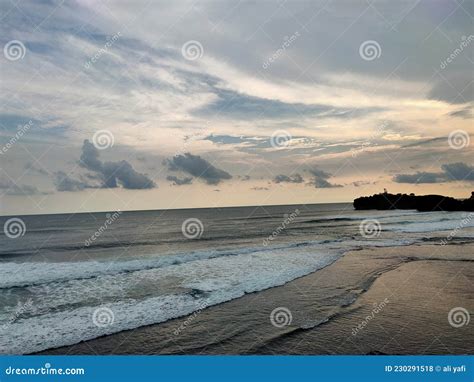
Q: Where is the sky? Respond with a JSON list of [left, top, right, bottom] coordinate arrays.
[[0, 0, 473, 215]]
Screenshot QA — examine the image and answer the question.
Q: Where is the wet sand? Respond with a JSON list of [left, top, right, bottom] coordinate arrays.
[[40, 244, 473, 355]]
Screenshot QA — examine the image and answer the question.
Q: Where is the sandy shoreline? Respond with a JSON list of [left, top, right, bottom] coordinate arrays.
[[39, 243, 473, 355]]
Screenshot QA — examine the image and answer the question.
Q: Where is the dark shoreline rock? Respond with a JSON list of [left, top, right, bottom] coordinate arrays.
[[354, 192, 474, 212]]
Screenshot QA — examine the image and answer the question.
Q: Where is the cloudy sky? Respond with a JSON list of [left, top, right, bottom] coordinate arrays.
[[0, 0, 473, 215]]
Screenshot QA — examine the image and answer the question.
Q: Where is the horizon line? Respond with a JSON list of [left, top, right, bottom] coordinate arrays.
[[0, 200, 354, 218]]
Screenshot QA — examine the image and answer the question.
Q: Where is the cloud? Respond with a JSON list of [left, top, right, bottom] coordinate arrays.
[[195, 88, 382, 120], [393, 162, 474, 184], [166, 153, 232, 185], [352, 180, 375, 187], [449, 107, 473, 119], [308, 168, 342, 188], [54, 171, 93, 192], [80, 140, 102, 172], [428, 75, 474, 104], [393, 172, 445, 184], [401, 137, 446, 148], [0, 178, 45, 195], [24, 162, 49, 175], [441, 162, 474, 181], [78, 140, 155, 190], [166, 175, 193, 185], [274, 174, 304, 183]]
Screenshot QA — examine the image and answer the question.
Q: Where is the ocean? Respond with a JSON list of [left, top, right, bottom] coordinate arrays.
[[1, 203, 473, 354]]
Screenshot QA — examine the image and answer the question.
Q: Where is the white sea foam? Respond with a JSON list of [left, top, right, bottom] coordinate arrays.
[[383, 212, 474, 233], [0, 244, 312, 289], [0, 245, 342, 354]]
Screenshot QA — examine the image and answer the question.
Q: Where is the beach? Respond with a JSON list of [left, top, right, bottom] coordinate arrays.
[[40, 243, 473, 355]]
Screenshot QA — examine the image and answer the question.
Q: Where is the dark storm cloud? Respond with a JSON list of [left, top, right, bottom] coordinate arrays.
[[80, 140, 102, 172], [166, 153, 232, 185], [274, 174, 304, 183], [307, 168, 342, 188], [393, 162, 474, 184], [77, 140, 155, 190], [166, 175, 193, 185]]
